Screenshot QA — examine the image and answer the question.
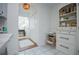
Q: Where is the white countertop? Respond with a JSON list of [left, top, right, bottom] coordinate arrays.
[[0, 34, 12, 48]]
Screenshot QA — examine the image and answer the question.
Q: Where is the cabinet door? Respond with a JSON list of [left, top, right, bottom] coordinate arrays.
[[0, 4, 3, 15], [56, 41, 75, 55], [1, 3, 7, 17], [57, 34, 75, 44], [0, 45, 6, 55]]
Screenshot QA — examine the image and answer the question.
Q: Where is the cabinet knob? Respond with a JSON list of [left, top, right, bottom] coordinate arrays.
[[0, 11, 3, 15], [60, 44, 69, 49]]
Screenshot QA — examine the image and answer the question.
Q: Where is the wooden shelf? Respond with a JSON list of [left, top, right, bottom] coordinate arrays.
[[60, 11, 76, 17], [59, 19, 76, 22], [59, 20, 77, 27]]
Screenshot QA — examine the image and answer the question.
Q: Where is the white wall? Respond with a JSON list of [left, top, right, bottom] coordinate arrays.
[[19, 3, 51, 46], [7, 4, 19, 55], [50, 4, 59, 33], [38, 4, 51, 46]]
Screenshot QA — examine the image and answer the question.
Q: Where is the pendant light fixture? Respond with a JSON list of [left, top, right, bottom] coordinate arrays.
[[23, 3, 30, 11]]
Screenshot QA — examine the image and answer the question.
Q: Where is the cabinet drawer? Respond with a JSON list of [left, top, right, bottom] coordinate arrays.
[[56, 34, 75, 44], [56, 42, 75, 55]]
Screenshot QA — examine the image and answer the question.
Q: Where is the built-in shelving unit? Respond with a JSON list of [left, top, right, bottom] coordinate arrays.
[[59, 3, 77, 27], [56, 3, 77, 55]]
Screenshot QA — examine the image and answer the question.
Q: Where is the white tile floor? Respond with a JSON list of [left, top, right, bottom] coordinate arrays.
[[18, 45, 65, 55]]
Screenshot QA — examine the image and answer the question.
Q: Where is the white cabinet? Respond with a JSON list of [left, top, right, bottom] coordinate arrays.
[[0, 3, 7, 17], [1, 4, 7, 17], [0, 3, 7, 33], [56, 31, 76, 55], [0, 46, 6, 55], [56, 33, 75, 44], [56, 3, 77, 55], [56, 41, 75, 54]]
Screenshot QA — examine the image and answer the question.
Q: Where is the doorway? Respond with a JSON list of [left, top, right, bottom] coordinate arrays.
[[17, 3, 37, 52]]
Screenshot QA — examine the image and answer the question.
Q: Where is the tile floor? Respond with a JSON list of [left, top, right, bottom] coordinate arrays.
[[18, 45, 65, 55]]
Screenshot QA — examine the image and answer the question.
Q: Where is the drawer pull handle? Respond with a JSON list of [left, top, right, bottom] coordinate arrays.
[[60, 44, 69, 49], [60, 37, 69, 40]]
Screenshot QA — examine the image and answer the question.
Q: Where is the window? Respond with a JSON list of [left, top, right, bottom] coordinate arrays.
[[18, 16, 29, 30]]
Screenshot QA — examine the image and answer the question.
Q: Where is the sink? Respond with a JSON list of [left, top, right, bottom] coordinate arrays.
[[0, 34, 12, 48]]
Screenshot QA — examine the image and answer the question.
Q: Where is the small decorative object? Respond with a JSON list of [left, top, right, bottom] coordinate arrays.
[[3, 26, 7, 32], [23, 3, 30, 11]]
